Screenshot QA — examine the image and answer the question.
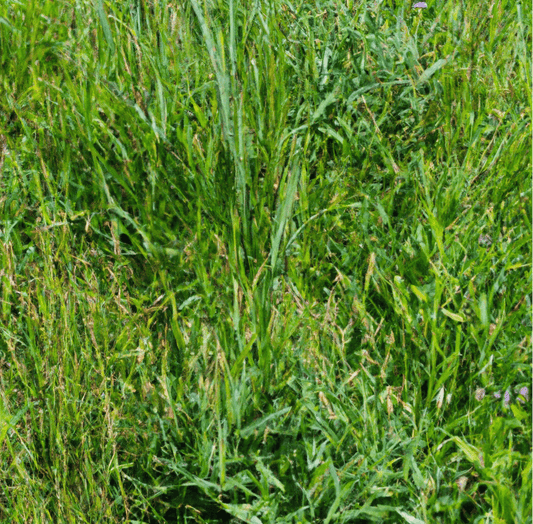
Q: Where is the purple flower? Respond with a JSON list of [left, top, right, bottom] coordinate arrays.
[[475, 388, 486, 401], [504, 390, 511, 407], [490, 387, 530, 413], [517, 387, 529, 403]]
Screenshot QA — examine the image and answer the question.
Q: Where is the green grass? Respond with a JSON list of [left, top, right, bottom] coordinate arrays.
[[0, 0, 531, 522]]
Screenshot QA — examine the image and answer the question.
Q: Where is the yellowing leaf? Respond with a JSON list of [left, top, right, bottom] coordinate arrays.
[[441, 308, 465, 322], [410, 285, 428, 303]]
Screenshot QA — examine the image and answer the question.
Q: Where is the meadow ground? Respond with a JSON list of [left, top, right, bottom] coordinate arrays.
[[0, 0, 531, 522]]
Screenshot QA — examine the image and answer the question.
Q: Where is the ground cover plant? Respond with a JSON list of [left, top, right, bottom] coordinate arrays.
[[0, 0, 531, 522]]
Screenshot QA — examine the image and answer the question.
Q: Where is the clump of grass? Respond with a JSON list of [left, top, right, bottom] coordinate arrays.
[[0, 0, 531, 522]]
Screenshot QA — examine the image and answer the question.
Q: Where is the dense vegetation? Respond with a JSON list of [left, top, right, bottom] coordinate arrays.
[[0, 0, 531, 522]]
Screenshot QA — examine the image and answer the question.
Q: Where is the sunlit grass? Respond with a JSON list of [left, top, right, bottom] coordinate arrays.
[[0, 0, 531, 522]]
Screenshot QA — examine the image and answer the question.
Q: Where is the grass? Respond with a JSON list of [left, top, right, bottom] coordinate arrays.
[[0, 0, 531, 522]]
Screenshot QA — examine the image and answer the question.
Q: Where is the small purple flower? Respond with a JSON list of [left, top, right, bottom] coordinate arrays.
[[493, 391, 501, 399], [413, 1, 428, 7], [504, 390, 511, 407], [517, 387, 529, 403], [475, 388, 486, 401]]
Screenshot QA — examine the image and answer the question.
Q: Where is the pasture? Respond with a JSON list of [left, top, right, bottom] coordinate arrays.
[[0, 0, 531, 522]]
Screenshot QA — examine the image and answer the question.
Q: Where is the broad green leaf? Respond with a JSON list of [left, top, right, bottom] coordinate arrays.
[[96, 0, 115, 53], [239, 407, 291, 438], [450, 436, 483, 468], [416, 58, 448, 86], [441, 308, 465, 322], [411, 284, 428, 303], [396, 509, 426, 524]]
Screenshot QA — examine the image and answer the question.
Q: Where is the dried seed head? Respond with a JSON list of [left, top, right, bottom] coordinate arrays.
[[456, 476, 468, 491]]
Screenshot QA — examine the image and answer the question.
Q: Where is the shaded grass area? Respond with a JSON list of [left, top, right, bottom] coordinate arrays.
[[0, 0, 531, 522]]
